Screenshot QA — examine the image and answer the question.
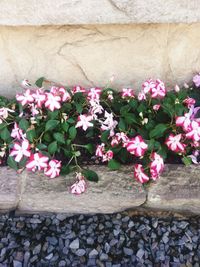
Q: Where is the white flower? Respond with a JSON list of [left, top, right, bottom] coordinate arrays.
[[75, 114, 93, 131], [10, 140, 31, 162], [45, 93, 61, 112]]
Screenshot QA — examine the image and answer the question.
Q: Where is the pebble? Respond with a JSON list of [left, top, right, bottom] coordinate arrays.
[[0, 213, 199, 266]]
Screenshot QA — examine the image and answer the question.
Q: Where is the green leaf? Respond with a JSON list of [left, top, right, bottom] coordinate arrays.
[[45, 120, 59, 131], [118, 118, 126, 131], [26, 129, 36, 142], [62, 122, 69, 132], [82, 169, 99, 182], [101, 130, 110, 143], [60, 165, 71, 175], [48, 141, 57, 154], [85, 144, 94, 154], [129, 99, 138, 109], [149, 124, 168, 139], [36, 143, 47, 150], [43, 132, 52, 142], [0, 127, 10, 141], [182, 156, 192, 166], [108, 159, 121, 170], [35, 77, 45, 88], [19, 118, 29, 131], [7, 156, 18, 170], [48, 110, 59, 119], [0, 123, 6, 130], [53, 132, 65, 144], [69, 126, 77, 140], [75, 103, 83, 114], [123, 113, 138, 125], [67, 118, 75, 124]]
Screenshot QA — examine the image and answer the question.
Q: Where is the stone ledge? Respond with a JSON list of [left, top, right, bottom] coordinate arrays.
[[145, 164, 200, 215], [1, 164, 200, 215], [1, 0, 200, 25], [17, 166, 146, 214]]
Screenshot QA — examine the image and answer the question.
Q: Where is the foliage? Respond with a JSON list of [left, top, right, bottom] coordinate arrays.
[[0, 76, 200, 193]]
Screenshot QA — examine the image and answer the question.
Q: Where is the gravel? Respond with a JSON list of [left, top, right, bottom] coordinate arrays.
[[0, 212, 199, 266]]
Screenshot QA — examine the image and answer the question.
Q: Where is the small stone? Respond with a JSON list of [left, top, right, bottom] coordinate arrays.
[[100, 253, 108, 261], [45, 253, 53, 260], [128, 221, 134, 228], [136, 248, 145, 259], [56, 214, 68, 221], [110, 239, 118, 247], [123, 247, 133, 256], [178, 221, 189, 229], [69, 238, 79, 250], [62, 246, 69, 255], [29, 218, 42, 224], [33, 244, 41, 255], [24, 251, 30, 266], [13, 261, 22, 267], [75, 249, 86, 257], [104, 242, 110, 254], [122, 216, 130, 222], [46, 236, 58, 245], [59, 260, 67, 267], [89, 249, 99, 258], [87, 237, 94, 245]]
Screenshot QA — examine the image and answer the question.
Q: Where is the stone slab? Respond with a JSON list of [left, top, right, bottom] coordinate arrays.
[[0, 167, 20, 211], [0, 0, 200, 25], [145, 165, 200, 215], [18, 166, 146, 214], [1, 24, 200, 97]]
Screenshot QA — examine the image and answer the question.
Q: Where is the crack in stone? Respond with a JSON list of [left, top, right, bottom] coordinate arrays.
[[107, 0, 131, 17]]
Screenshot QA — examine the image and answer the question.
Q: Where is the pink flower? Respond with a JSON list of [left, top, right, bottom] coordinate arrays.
[[16, 89, 34, 106], [21, 79, 32, 89], [26, 153, 49, 172], [10, 140, 31, 162], [100, 111, 118, 137], [0, 107, 14, 119], [95, 143, 105, 157], [176, 112, 192, 131], [174, 84, 180, 92], [32, 89, 46, 108], [111, 137, 119, 147], [138, 91, 146, 101], [142, 79, 156, 94], [165, 134, 185, 153], [151, 79, 166, 99], [59, 88, 71, 102], [193, 73, 200, 87], [87, 87, 102, 101], [44, 159, 61, 178], [150, 152, 164, 179], [183, 97, 196, 108], [45, 93, 61, 111], [134, 164, 149, 183], [186, 121, 200, 141], [126, 136, 148, 157], [11, 123, 25, 140], [89, 100, 104, 116], [72, 86, 86, 94], [75, 114, 93, 131], [116, 132, 129, 143], [70, 173, 86, 195], [102, 150, 113, 162], [121, 88, 135, 98], [153, 104, 161, 111]]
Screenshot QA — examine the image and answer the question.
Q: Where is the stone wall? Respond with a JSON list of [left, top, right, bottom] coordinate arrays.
[[1, 24, 200, 96]]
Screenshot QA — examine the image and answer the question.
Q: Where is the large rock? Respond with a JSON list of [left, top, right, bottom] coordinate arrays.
[[1, 24, 200, 96], [0, 0, 200, 25], [0, 167, 20, 211], [17, 166, 146, 214], [145, 165, 200, 214]]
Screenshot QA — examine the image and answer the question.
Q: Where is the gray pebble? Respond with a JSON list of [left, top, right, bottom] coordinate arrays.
[[89, 249, 99, 258], [45, 253, 53, 260], [69, 238, 79, 250], [136, 248, 145, 259], [75, 249, 86, 257], [123, 247, 133, 256]]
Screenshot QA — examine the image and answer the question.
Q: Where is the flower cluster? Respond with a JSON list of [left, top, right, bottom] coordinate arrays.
[[0, 74, 199, 195]]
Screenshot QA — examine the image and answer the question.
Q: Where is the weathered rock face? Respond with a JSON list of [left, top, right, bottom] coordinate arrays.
[[18, 166, 146, 214], [145, 165, 200, 214], [0, 0, 200, 25], [0, 167, 20, 211], [1, 24, 200, 96]]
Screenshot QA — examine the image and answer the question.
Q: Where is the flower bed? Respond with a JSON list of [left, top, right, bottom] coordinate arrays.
[[0, 75, 200, 195]]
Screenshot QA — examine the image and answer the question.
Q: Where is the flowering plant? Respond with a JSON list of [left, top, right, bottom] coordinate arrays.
[[0, 76, 200, 194]]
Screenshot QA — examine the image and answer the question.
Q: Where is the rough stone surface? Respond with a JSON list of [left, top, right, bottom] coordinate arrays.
[[18, 166, 146, 214], [1, 24, 200, 96], [145, 165, 200, 214], [0, 167, 20, 211], [0, 0, 200, 25]]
